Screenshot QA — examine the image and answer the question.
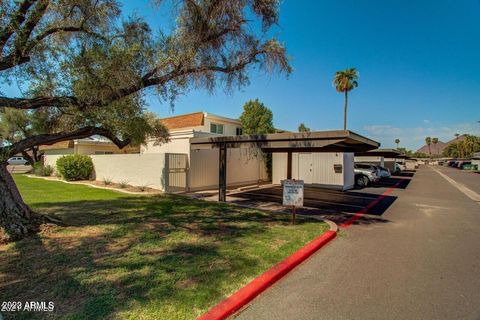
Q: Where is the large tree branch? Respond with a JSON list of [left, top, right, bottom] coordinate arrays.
[[0, 96, 79, 110], [0, 0, 37, 52], [12, 0, 50, 57], [9, 126, 130, 155]]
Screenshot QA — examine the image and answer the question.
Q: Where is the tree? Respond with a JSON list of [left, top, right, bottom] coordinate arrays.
[[298, 123, 310, 132], [460, 135, 480, 157], [333, 68, 359, 130], [432, 137, 438, 155], [0, 0, 291, 241], [425, 136, 432, 158], [454, 133, 462, 158], [442, 143, 459, 158], [239, 99, 275, 178], [0, 108, 46, 163], [395, 138, 400, 149], [239, 99, 275, 135]]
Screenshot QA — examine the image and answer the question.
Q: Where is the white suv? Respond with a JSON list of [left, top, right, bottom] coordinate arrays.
[[7, 156, 29, 165]]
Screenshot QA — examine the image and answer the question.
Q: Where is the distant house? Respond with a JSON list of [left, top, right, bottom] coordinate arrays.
[[141, 112, 244, 154], [41, 137, 140, 156]]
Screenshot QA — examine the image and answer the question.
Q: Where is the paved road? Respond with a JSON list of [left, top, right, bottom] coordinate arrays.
[[433, 165, 480, 194], [234, 166, 480, 320]]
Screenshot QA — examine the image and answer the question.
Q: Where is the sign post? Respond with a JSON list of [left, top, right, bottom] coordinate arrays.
[[282, 179, 304, 224]]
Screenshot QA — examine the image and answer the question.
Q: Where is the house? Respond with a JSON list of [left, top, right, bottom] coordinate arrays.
[[141, 112, 244, 154], [142, 112, 267, 191], [41, 137, 140, 156], [42, 137, 140, 170], [43, 112, 267, 192]]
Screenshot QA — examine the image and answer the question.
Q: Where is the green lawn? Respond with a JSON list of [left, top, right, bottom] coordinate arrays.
[[1, 175, 327, 320]]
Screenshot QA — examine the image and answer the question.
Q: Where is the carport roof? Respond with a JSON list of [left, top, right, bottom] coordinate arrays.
[[190, 130, 380, 153], [355, 148, 401, 158]]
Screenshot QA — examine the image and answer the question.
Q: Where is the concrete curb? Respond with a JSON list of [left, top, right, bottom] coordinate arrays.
[[24, 175, 162, 195], [197, 220, 338, 320]]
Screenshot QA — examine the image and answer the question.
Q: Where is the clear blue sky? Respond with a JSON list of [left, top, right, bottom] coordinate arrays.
[[5, 1, 480, 150]]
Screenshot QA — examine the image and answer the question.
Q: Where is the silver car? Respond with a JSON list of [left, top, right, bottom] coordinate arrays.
[[7, 156, 29, 165]]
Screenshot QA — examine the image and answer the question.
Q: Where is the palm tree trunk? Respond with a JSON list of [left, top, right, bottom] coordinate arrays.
[[344, 90, 348, 130]]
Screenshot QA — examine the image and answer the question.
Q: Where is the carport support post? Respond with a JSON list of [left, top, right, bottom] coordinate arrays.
[[219, 143, 227, 202], [287, 151, 292, 179]]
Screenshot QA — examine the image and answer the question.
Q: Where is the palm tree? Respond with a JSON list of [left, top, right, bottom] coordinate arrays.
[[395, 139, 400, 149], [432, 137, 438, 156], [425, 136, 432, 158], [454, 133, 461, 158], [333, 68, 359, 130]]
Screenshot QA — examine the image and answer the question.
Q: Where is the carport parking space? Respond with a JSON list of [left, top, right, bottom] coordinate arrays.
[[228, 174, 414, 226]]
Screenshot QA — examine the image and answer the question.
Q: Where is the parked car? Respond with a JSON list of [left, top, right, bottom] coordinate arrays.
[[377, 166, 391, 178], [447, 160, 456, 167], [354, 163, 380, 187], [7, 156, 29, 165], [460, 161, 471, 169], [358, 163, 391, 178], [394, 162, 406, 173]]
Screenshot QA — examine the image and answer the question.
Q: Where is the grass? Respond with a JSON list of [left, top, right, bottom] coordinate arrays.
[[1, 175, 328, 320]]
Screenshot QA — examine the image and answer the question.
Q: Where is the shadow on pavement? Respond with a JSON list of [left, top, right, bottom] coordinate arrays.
[[231, 186, 399, 226]]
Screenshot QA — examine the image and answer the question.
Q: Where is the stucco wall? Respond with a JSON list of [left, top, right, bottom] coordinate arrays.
[[44, 153, 167, 190], [90, 154, 166, 190]]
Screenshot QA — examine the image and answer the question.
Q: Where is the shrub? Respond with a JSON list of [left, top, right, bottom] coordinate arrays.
[[103, 177, 112, 185], [33, 162, 54, 176], [119, 180, 129, 189], [56, 155, 93, 181]]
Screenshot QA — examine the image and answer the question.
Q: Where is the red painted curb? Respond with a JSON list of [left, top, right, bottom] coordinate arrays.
[[340, 179, 403, 228], [197, 229, 337, 320]]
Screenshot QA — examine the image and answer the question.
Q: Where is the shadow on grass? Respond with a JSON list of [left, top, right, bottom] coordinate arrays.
[[0, 195, 319, 320]]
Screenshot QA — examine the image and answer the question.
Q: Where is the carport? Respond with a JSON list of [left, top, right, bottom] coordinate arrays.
[[355, 148, 401, 170], [190, 130, 379, 201]]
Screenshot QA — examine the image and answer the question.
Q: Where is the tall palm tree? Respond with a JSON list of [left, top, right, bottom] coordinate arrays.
[[395, 138, 400, 149], [425, 136, 432, 158], [432, 137, 438, 156], [333, 68, 359, 130]]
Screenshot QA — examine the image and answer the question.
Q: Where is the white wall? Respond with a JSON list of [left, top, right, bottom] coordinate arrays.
[[272, 152, 354, 190], [44, 153, 167, 190], [90, 154, 166, 190], [142, 135, 192, 155]]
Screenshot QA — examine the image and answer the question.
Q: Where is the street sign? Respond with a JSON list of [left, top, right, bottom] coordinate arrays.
[[282, 179, 304, 207]]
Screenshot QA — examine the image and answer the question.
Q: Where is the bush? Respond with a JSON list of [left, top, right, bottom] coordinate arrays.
[[33, 162, 54, 176], [56, 155, 93, 181]]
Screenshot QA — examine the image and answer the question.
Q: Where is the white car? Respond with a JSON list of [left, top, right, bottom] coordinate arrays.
[[7, 156, 29, 165], [395, 163, 406, 173]]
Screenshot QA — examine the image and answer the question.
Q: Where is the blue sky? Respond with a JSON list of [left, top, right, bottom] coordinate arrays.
[[4, 1, 480, 150]]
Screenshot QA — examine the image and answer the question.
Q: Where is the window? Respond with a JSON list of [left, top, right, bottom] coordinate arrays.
[[236, 127, 243, 135], [210, 123, 224, 134]]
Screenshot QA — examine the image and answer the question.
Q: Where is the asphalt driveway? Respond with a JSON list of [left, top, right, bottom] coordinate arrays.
[[229, 175, 412, 226], [233, 166, 480, 320]]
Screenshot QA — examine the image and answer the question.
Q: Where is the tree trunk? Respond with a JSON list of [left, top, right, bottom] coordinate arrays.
[[0, 163, 40, 242], [344, 90, 348, 130]]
